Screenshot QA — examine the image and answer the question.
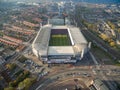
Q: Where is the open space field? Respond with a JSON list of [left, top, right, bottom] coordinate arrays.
[[49, 34, 71, 46]]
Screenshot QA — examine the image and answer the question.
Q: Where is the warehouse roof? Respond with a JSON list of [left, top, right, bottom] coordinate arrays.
[[93, 79, 109, 90]]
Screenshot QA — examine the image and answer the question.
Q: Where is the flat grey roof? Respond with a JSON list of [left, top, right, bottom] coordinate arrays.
[[49, 18, 70, 25], [93, 79, 109, 90], [33, 25, 51, 56], [68, 25, 87, 44], [49, 19, 64, 25], [48, 46, 74, 56]]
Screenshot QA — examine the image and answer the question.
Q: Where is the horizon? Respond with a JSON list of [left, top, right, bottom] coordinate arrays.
[[0, 0, 120, 4]]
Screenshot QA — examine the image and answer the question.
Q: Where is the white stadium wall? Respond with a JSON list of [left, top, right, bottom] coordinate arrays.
[[32, 24, 89, 63], [67, 28, 74, 45]]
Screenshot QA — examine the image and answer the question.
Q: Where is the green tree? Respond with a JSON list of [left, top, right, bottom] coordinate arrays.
[[6, 63, 16, 71], [23, 78, 31, 85], [18, 56, 27, 63], [99, 33, 109, 41], [109, 41, 116, 47], [4, 87, 15, 90], [107, 21, 115, 30], [18, 82, 25, 90]]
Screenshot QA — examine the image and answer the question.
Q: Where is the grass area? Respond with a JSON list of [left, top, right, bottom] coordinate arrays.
[[114, 60, 120, 66], [82, 30, 116, 65], [49, 34, 71, 46], [115, 63, 120, 66], [18, 56, 27, 63]]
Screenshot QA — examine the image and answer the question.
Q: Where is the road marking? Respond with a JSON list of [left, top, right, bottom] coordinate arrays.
[[36, 84, 44, 90], [89, 52, 98, 65]]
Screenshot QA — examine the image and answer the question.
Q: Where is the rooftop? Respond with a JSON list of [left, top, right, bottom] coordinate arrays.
[[48, 46, 74, 56], [68, 25, 87, 44], [93, 79, 109, 90], [33, 25, 51, 56]]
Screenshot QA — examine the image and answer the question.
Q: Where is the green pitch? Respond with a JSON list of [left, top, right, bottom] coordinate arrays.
[[49, 34, 71, 46]]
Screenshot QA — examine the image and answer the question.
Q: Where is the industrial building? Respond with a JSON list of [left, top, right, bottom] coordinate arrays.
[[89, 78, 109, 90]]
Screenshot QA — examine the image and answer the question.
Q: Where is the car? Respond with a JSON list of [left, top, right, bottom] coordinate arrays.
[[83, 73, 87, 75], [23, 64, 26, 67]]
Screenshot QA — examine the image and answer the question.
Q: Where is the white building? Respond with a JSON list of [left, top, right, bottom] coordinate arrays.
[[32, 22, 89, 64]]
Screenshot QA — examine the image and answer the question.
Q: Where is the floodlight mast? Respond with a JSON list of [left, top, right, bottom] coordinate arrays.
[[62, 13, 68, 25]]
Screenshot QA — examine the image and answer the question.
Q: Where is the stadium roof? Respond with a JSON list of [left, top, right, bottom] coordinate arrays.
[[49, 19, 64, 25], [52, 26, 68, 29], [68, 25, 87, 44], [48, 46, 74, 56], [49, 18, 70, 25], [33, 25, 51, 56]]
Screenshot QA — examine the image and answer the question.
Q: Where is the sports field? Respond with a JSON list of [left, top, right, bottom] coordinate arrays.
[[49, 34, 71, 46]]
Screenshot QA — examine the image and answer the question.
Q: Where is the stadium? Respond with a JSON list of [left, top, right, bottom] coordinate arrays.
[[32, 23, 89, 64]]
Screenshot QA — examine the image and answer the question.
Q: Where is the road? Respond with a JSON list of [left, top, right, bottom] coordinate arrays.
[[81, 29, 120, 60], [34, 69, 92, 90], [29, 50, 119, 90], [30, 61, 119, 90], [89, 51, 118, 90], [34, 63, 118, 90], [72, 8, 120, 60]]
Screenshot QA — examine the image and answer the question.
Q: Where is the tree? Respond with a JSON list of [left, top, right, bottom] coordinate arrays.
[[107, 21, 115, 30], [99, 33, 109, 41], [18, 82, 25, 90], [6, 63, 16, 71], [9, 80, 17, 87], [118, 28, 120, 33], [23, 78, 31, 85], [24, 78, 36, 90], [108, 39, 113, 43], [109, 41, 116, 47], [17, 78, 35, 90], [4, 87, 15, 90], [18, 56, 27, 63]]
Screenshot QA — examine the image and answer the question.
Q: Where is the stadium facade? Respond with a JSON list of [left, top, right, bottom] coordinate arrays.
[[32, 24, 90, 64]]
